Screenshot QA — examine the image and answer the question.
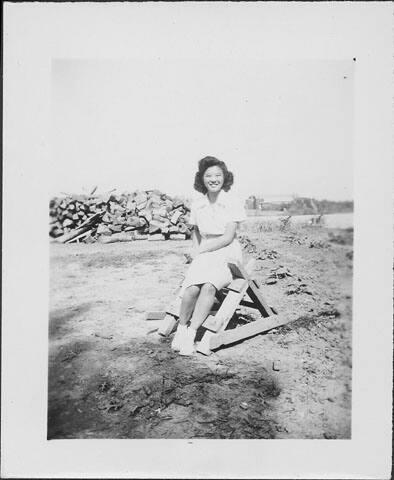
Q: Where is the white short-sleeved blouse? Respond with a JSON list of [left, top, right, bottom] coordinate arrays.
[[180, 191, 246, 293], [189, 191, 246, 237]]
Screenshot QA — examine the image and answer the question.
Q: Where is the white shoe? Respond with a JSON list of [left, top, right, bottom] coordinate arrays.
[[179, 327, 196, 356], [171, 324, 188, 351]]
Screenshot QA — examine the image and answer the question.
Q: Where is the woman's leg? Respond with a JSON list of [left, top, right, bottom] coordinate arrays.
[[178, 285, 201, 325], [172, 285, 200, 351], [189, 282, 217, 330], [179, 283, 217, 356]]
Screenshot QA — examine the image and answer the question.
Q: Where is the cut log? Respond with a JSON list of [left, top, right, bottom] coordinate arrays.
[[152, 214, 169, 223], [96, 224, 112, 235], [62, 218, 74, 228], [169, 225, 180, 234], [148, 233, 165, 241], [172, 199, 184, 209], [138, 209, 153, 222], [170, 210, 183, 224], [134, 233, 148, 240], [78, 212, 103, 229], [164, 200, 174, 212], [148, 223, 161, 234], [99, 232, 134, 243], [169, 233, 186, 240], [126, 199, 136, 212], [150, 219, 166, 229], [177, 223, 189, 234], [152, 207, 168, 218], [85, 235, 96, 244], [50, 227, 63, 238], [126, 216, 143, 228]]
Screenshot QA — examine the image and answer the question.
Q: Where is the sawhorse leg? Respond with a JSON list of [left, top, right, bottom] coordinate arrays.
[[197, 261, 280, 355], [196, 279, 249, 355]]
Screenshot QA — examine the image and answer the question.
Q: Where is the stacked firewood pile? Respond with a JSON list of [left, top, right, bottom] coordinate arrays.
[[49, 190, 192, 244]]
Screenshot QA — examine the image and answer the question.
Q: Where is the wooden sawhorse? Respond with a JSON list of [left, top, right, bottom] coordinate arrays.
[[155, 260, 291, 355]]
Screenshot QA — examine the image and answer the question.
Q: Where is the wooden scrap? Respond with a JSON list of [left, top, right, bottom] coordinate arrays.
[[145, 311, 166, 321], [66, 229, 93, 243], [158, 314, 179, 336]]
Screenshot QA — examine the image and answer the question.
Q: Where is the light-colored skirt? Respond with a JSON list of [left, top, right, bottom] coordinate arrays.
[[180, 236, 244, 294]]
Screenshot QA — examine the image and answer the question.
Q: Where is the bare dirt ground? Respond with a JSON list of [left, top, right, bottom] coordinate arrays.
[[48, 222, 352, 439]]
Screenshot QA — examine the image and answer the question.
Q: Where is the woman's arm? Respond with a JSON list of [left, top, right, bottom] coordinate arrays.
[[197, 222, 238, 254], [184, 226, 202, 262], [192, 225, 202, 249]]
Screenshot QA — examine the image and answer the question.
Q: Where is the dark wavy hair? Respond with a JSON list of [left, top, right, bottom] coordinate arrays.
[[193, 156, 234, 194]]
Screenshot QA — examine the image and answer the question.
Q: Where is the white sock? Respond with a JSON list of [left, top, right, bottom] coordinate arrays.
[[187, 327, 197, 339], [177, 324, 187, 333]]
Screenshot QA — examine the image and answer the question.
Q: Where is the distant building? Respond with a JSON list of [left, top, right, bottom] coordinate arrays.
[[245, 195, 258, 209], [245, 194, 295, 211]]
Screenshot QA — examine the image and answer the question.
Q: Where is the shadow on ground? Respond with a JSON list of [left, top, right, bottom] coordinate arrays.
[[48, 336, 281, 439], [49, 303, 96, 339]]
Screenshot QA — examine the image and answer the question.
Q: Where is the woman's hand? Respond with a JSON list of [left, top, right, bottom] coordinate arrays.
[[196, 244, 207, 255], [191, 246, 202, 258], [184, 247, 200, 264], [184, 253, 193, 264], [197, 223, 238, 254], [187, 227, 202, 261]]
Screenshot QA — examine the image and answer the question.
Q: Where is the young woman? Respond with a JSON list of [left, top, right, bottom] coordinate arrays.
[[172, 156, 246, 355]]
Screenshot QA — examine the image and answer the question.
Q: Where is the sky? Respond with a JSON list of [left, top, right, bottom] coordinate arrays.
[[51, 58, 354, 201]]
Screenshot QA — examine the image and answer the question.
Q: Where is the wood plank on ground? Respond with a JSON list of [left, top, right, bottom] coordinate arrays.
[[66, 228, 93, 243], [158, 315, 178, 336], [145, 311, 166, 321], [207, 314, 293, 352]]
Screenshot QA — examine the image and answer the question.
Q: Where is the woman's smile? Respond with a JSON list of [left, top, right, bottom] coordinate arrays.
[[203, 166, 224, 193]]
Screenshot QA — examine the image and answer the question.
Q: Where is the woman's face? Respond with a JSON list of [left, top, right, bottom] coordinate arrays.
[[203, 166, 224, 194]]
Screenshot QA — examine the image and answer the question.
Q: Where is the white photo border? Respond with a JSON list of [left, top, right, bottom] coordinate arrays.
[[2, 2, 393, 478]]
